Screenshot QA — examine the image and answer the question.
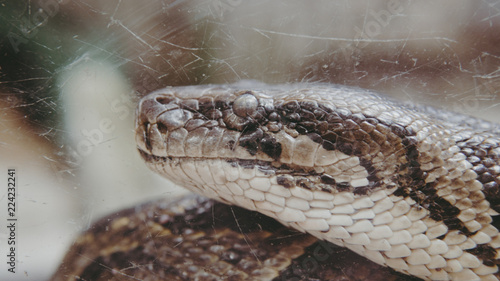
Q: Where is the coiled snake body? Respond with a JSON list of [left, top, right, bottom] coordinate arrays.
[[134, 83, 500, 281]]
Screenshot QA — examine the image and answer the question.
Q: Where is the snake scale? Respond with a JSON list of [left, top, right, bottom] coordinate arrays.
[[54, 82, 500, 281]]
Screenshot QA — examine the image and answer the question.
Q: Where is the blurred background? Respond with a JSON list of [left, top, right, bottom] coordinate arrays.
[[0, 0, 499, 280]]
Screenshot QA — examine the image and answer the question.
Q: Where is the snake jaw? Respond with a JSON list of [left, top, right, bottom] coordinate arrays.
[[136, 83, 500, 281]]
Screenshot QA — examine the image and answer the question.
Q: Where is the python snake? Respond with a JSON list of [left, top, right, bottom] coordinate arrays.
[[54, 82, 500, 280]]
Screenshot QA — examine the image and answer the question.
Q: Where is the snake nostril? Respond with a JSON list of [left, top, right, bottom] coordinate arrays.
[[157, 122, 168, 134]]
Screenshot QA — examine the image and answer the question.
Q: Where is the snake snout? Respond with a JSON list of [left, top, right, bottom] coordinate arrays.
[[135, 93, 194, 156]]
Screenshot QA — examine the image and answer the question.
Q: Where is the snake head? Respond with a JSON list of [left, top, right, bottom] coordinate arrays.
[[136, 83, 420, 199]]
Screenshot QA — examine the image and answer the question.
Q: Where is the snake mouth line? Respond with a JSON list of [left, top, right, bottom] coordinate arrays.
[[138, 148, 275, 171], [138, 148, 312, 176], [137, 148, 380, 195]]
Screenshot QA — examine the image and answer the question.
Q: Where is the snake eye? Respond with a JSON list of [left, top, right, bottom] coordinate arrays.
[[233, 92, 258, 117]]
